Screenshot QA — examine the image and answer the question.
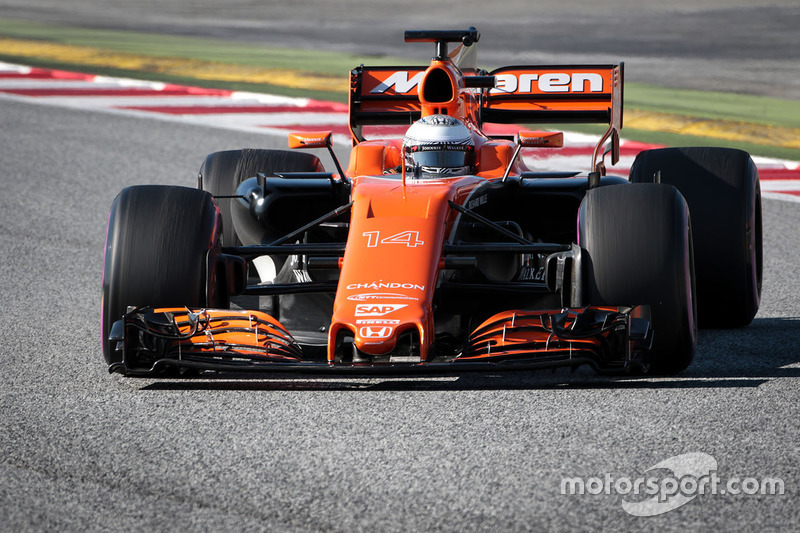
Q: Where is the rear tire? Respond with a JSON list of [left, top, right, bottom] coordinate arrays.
[[198, 149, 324, 246], [629, 147, 761, 327], [101, 185, 222, 366], [579, 183, 697, 374]]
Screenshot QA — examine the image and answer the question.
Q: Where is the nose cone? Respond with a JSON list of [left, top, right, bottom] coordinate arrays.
[[354, 323, 401, 355], [327, 175, 484, 362], [345, 297, 428, 357]]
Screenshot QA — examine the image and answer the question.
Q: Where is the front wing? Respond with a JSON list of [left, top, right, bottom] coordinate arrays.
[[108, 306, 652, 376]]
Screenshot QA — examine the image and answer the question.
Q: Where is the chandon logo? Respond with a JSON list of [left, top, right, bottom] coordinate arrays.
[[346, 282, 425, 291]]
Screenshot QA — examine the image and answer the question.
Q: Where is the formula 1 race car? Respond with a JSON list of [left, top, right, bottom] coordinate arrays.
[[101, 28, 762, 376]]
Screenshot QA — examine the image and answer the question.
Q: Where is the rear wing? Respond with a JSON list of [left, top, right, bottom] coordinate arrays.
[[349, 63, 622, 129]]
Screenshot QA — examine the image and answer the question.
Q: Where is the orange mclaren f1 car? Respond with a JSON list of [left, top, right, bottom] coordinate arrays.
[[101, 28, 762, 376]]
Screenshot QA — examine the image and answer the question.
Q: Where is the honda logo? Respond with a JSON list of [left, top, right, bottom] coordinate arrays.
[[359, 326, 394, 339]]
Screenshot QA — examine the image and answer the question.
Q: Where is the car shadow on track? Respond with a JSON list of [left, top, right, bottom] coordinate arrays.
[[139, 317, 800, 392], [687, 316, 800, 378]]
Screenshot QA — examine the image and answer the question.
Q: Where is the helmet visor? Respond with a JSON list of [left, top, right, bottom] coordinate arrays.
[[406, 144, 473, 170]]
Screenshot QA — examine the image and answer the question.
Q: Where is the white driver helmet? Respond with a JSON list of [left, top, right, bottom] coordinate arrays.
[[403, 115, 475, 178]]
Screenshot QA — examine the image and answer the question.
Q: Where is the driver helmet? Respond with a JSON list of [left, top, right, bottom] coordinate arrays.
[[403, 115, 475, 178]]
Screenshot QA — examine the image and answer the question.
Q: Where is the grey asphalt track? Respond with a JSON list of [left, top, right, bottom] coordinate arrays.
[[1, 2, 799, 531]]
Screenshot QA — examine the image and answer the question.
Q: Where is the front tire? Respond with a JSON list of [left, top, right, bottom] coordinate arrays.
[[101, 185, 222, 367], [579, 183, 697, 374]]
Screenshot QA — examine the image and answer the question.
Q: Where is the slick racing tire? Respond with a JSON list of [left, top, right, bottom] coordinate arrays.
[[101, 185, 223, 367], [198, 149, 325, 246], [629, 147, 762, 327], [579, 183, 697, 374]]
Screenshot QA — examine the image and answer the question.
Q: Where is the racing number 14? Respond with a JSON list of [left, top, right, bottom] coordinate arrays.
[[362, 231, 424, 248]]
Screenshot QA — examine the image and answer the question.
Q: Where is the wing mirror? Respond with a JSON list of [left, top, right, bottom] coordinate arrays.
[[287, 131, 347, 183], [288, 131, 333, 149], [502, 130, 564, 182], [518, 130, 564, 148]]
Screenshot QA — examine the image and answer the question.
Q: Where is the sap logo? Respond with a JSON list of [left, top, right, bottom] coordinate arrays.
[[359, 326, 394, 339], [354, 304, 407, 317], [370, 71, 424, 94], [490, 72, 604, 94]]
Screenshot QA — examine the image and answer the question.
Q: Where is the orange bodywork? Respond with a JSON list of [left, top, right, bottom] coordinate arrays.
[[344, 140, 403, 176], [328, 175, 483, 361]]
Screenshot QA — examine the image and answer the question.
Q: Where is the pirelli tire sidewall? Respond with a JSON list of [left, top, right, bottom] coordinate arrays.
[[579, 183, 697, 374], [101, 185, 223, 366], [629, 147, 762, 327]]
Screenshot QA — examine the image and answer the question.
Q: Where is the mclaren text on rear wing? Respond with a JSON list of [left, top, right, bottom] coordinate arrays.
[[348, 63, 623, 138]]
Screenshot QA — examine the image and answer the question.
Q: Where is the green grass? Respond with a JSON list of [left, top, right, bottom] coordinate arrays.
[[0, 17, 408, 76], [1, 17, 798, 160], [625, 82, 800, 130]]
